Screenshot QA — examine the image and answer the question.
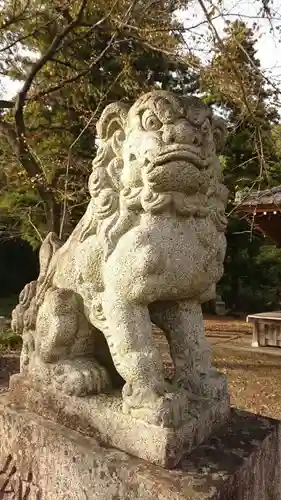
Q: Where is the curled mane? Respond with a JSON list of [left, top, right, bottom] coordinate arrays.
[[79, 103, 137, 259]]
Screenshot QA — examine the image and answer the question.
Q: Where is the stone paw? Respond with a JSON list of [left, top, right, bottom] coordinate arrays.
[[198, 370, 228, 400], [173, 369, 227, 401], [51, 358, 111, 396], [122, 384, 189, 427], [173, 371, 204, 396]]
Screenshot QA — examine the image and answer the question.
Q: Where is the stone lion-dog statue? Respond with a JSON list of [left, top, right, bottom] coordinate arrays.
[[12, 90, 228, 427]]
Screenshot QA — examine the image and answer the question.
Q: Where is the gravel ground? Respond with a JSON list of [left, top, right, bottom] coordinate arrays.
[[156, 331, 281, 421], [214, 346, 281, 420]]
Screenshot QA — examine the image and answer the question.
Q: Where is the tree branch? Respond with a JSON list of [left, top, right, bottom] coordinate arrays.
[[16, 0, 87, 106], [0, 0, 31, 30], [0, 2, 88, 235], [197, 0, 253, 117], [29, 34, 116, 101], [0, 19, 54, 53], [11, 0, 88, 186]]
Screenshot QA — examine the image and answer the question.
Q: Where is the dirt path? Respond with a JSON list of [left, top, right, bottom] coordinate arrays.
[[214, 346, 281, 420], [156, 331, 281, 421]]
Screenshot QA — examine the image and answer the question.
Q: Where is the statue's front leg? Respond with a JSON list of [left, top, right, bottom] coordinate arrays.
[[102, 289, 184, 426], [151, 300, 214, 397]]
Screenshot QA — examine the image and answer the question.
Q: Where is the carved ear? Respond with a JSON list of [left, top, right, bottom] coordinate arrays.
[[96, 102, 129, 155], [212, 116, 227, 154]]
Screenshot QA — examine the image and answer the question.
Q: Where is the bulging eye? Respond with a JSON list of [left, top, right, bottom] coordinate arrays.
[[141, 109, 162, 131]]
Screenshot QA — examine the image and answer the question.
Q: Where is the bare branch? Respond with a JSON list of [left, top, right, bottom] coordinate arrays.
[[27, 208, 43, 242], [16, 0, 88, 106], [205, 0, 281, 106], [30, 33, 116, 101], [0, 0, 31, 30], [197, 0, 253, 118], [0, 19, 54, 53], [4, 0, 88, 233], [233, 37, 281, 105]]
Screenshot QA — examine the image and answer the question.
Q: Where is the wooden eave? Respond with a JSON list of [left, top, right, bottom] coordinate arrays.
[[235, 187, 281, 246]]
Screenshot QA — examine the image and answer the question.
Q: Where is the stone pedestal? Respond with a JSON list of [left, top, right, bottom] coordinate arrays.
[[0, 395, 280, 500], [8, 373, 229, 468]]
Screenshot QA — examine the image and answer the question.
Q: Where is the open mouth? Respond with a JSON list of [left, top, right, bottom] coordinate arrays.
[[152, 146, 211, 170]]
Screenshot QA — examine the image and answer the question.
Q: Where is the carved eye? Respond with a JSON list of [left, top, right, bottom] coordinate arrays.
[[141, 110, 162, 131]]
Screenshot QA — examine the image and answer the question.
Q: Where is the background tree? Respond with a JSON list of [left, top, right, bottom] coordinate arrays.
[[200, 20, 281, 312], [0, 0, 198, 246], [1, 1, 281, 314], [201, 20, 280, 192]]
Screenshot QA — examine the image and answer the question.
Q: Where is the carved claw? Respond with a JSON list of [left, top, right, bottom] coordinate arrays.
[[173, 369, 225, 402], [51, 359, 111, 396], [122, 384, 189, 427], [173, 369, 202, 393]]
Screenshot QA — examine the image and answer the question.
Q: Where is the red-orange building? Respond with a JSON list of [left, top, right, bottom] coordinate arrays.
[[236, 187, 281, 348], [235, 187, 281, 246]]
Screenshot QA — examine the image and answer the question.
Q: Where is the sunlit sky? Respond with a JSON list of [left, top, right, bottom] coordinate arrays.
[[180, 0, 281, 87], [1, 0, 281, 100]]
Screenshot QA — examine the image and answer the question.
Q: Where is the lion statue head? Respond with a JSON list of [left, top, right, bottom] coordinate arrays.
[[81, 91, 227, 257]]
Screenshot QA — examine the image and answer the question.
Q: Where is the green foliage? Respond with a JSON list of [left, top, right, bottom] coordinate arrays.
[[0, 329, 22, 350], [0, 295, 18, 317], [0, 0, 197, 246], [200, 20, 281, 313], [202, 20, 280, 196], [218, 217, 281, 313], [1, 5, 281, 313]]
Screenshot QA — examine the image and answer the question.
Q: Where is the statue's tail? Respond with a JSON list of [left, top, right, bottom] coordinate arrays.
[[11, 232, 62, 334], [37, 232, 62, 284], [11, 281, 37, 335], [35, 232, 63, 306]]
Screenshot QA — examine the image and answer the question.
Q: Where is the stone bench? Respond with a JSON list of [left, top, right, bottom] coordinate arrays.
[[247, 312, 281, 347]]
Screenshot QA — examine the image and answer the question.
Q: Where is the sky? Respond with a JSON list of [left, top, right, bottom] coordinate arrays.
[[1, 0, 281, 100], [179, 0, 281, 88]]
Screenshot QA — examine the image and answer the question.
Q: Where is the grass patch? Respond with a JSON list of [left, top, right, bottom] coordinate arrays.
[[0, 329, 22, 350], [0, 295, 21, 350]]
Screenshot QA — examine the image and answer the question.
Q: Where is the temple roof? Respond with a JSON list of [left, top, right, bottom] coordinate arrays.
[[235, 186, 281, 246], [235, 186, 281, 210]]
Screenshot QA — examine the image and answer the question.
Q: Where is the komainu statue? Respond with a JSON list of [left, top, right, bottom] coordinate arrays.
[[12, 90, 229, 428]]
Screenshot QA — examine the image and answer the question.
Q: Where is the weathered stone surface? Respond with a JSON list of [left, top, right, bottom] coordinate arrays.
[[11, 90, 230, 457], [0, 397, 280, 500], [8, 373, 229, 468]]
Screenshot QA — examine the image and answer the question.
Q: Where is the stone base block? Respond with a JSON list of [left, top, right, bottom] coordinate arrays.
[[0, 396, 281, 500], [8, 373, 229, 468]]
